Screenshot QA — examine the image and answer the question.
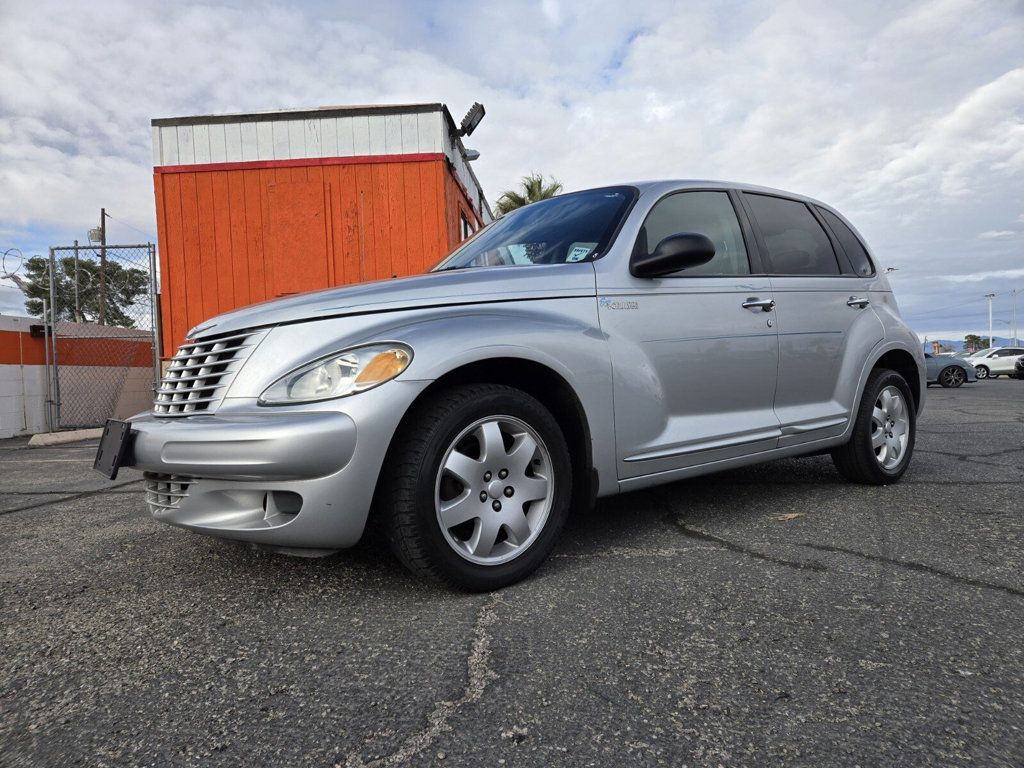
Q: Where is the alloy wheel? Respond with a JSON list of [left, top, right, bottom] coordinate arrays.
[[941, 367, 965, 387], [871, 386, 910, 470], [434, 416, 553, 565]]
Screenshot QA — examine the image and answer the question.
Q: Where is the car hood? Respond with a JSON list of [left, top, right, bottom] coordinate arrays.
[[187, 263, 598, 340]]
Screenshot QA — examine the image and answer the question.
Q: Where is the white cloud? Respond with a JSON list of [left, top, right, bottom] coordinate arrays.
[[978, 230, 1017, 239], [0, 0, 1022, 335]]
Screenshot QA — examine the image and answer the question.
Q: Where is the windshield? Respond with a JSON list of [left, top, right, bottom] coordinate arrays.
[[433, 186, 637, 271]]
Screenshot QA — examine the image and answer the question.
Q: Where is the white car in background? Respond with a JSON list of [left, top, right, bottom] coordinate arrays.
[[966, 347, 1024, 379]]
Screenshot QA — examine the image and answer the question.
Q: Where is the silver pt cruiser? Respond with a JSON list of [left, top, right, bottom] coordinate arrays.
[[102, 181, 925, 590]]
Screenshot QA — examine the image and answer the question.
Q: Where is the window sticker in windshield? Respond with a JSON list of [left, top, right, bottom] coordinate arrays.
[[566, 243, 597, 262]]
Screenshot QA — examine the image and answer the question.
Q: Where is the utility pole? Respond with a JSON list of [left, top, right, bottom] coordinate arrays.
[[1011, 288, 1019, 345], [98, 208, 107, 325], [73, 239, 81, 322], [985, 293, 995, 349]]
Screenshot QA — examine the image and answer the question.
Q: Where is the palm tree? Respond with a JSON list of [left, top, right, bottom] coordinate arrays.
[[494, 173, 563, 216]]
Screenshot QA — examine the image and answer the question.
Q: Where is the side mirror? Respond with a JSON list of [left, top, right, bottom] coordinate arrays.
[[631, 232, 716, 278]]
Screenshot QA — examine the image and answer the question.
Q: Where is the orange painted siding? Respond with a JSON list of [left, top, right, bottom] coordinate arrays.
[[0, 330, 152, 368], [153, 156, 474, 356]]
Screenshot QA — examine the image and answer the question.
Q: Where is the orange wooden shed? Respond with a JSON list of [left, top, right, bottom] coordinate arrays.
[[151, 103, 491, 357]]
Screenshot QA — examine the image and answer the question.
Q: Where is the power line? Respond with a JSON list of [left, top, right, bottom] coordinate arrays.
[[102, 212, 157, 241]]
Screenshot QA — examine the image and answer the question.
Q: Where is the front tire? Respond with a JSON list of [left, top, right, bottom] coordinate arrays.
[[831, 368, 916, 485], [975, 365, 990, 379], [377, 384, 572, 591]]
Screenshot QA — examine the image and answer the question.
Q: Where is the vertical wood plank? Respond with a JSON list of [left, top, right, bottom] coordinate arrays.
[[194, 172, 220, 321], [210, 171, 235, 311], [272, 121, 290, 160], [259, 169, 274, 299], [386, 163, 406, 277], [384, 114, 402, 154], [336, 116, 355, 156], [339, 166, 360, 284], [320, 117, 338, 157], [176, 126, 195, 164], [370, 163, 391, 279], [151, 126, 161, 166], [256, 122, 274, 160], [353, 164, 374, 281], [161, 126, 179, 165], [367, 115, 386, 154], [400, 114, 419, 154], [177, 173, 204, 335], [226, 171, 250, 307], [304, 118, 321, 158], [241, 122, 259, 161], [353, 115, 371, 155], [243, 169, 267, 302], [417, 111, 442, 153], [192, 124, 212, 164], [208, 124, 227, 163], [287, 119, 306, 158], [403, 163, 424, 273], [224, 123, 243, 162]]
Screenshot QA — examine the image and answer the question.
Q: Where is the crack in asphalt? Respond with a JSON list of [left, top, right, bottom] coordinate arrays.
[[800, 543, 1024, 599], [344, 593, 502, 768], [0, 480, 143, 516], [672, 521, 828, 573]]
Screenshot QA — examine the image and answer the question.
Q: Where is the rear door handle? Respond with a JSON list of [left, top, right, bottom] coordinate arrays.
[[742, 297, 775, 312], [847, 296, 870, 308]]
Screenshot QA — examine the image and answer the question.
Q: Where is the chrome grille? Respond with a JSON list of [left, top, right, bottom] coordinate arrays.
[[153, 330, 263, 416], [144, 473, 192, 512]]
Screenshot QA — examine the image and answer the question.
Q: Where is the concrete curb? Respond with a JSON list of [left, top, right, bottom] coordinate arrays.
[[27, 428, 104, 448]]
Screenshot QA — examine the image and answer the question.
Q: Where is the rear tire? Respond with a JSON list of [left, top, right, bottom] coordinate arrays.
[[938, 366, 965, 388], [377, 384, 572, 591], [831, 368, 916, 485]]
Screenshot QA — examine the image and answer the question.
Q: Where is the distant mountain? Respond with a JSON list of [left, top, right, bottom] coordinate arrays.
[[921, 337, 1018, 353]]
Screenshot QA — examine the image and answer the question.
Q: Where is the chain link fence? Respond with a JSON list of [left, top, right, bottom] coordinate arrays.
[[42, 244, 160, 429]]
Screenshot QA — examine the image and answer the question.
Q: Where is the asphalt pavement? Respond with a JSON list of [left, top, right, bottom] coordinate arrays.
[[1, 379, 1021, 767]]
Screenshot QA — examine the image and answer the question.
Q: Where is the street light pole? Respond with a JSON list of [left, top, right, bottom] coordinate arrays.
[[98, 208, 107, 326], [985, 293, 995, 349]]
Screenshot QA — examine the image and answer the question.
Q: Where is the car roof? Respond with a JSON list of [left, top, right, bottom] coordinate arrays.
[[604, 180, 838, 213]]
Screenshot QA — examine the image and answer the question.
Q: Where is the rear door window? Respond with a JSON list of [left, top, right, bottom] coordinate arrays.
[[817, 207, 874, 276], [744, 194, 840, 276]]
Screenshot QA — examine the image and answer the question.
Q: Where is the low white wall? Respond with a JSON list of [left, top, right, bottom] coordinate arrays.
[[0, 363, 47, 437]]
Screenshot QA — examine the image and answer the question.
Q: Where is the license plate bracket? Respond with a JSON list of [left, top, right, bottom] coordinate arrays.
[[93, 419, 133, 480]]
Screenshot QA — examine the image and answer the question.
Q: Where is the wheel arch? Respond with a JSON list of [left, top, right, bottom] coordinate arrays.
[[870, 348, 922, 412], [388, 356, 597, 513]]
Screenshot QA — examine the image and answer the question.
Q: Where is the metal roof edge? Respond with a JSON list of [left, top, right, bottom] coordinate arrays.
[[151, 103, 445, 127]]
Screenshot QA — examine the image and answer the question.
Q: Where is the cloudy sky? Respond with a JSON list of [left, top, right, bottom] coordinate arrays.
[[1, 0, 1022, 341]]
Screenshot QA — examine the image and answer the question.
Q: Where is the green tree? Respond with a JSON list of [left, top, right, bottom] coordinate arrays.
[[19, 255, 149, 328], [963, 333, 989, 353], [494, 173, 564, 216]]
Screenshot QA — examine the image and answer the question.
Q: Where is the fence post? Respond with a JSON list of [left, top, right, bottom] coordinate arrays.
[[148, 242, 161, 390], [47, 248, 62, 429], [73, 239, 81, 322], [41, 297, 53, 432]]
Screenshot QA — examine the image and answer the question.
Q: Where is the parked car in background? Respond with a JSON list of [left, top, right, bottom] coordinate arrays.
[[965, 347, 1024, 379], [924, 353, 976, 388], [97, 181, 925, 590]]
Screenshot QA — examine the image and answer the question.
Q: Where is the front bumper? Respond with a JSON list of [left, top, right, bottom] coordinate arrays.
[[126, 380, 430, 550]]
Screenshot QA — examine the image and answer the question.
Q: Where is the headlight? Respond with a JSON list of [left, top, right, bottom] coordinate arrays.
[[258, 343, 412, 405]]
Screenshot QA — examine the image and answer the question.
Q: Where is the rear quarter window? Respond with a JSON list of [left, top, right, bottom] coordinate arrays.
[[817, 207, 875, 276]]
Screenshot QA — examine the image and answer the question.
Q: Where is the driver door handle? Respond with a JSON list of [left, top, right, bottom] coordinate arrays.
[[847, 296, 870, 308], [742, 297, 775, 313]]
